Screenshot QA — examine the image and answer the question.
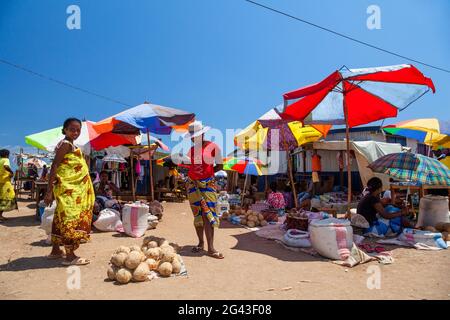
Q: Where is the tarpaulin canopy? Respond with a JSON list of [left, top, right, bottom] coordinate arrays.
[[313, 140, 403, 189]]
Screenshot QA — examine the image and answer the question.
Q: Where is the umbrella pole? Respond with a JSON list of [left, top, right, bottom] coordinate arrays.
[[130, 152, 136, 201], [344, 101, 352, 218], [286, 150, 299, 208], [147, 131, 155, 202], [241, 173, 249, 206]]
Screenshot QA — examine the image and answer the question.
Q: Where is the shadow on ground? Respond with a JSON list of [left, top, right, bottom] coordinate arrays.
[[229, 231, 324, 263], [0, 256, 65, 272], [0, 214, 39, 228]]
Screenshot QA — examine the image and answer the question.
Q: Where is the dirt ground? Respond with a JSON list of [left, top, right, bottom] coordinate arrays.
[[0, 199, 449, 300]]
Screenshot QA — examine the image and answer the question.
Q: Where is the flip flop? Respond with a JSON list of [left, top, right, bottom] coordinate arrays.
[[62, 257, 90, 266], [208, 251, 224, 259]]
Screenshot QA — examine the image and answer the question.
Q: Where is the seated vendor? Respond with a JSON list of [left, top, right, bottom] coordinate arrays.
[[357, 177, 414, 236], [297, 180, 313, 208], [93, 171, 121, 219], [267, 182, 286, 216]]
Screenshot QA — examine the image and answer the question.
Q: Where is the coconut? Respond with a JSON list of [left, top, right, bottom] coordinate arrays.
[[115, 268, 132, 284], [145, 258, 158, 271], [247, 221, 255, 228], [159, 238, 169, 247], [158, 262, 173, 277], [125, 251, 142, 270], [160, 247, 177, 263], [172, 259, 182, 274], [260, 220, 268, 227], [140, 252, 147, 262], [129, 245, 142, 252], [114, 246, 130, 255], [146, 247, 161, 260], [143, 236, 153, 246], [240, 209, 246, 215], [148, 241, 158, 249], [240, 219, 247, 225], [248, 215, 257, 222], [132, 262, 150, 282], [254, 220, 260, 227], [258, 213, 264, 221], [107, 265, 118, 281], [141, 245, 148, 252], [111, 252, 128, 268]]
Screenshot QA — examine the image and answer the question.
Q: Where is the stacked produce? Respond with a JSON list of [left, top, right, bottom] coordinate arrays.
[[106, 236, 182, 285], [239, 210, 268, 228]]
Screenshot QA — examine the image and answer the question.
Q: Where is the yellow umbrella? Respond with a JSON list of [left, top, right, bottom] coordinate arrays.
[[234, 108, 331, 208], [383, 118, 450, 149]]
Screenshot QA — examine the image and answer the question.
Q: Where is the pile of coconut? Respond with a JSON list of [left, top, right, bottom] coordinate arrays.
[[107, 236, 182, 285], [239, 210, 268, 228]]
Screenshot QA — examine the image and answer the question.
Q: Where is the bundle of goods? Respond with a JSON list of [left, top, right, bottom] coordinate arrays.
[[107, 237, 182, 285], [147, 214, 159, 230], [399, 228, 448, 249], [284, 209, 309, 231], [238, 210, 268, 228], [282, 229, 311, 248], [416, 195, 449, 228], [93, 208, 123, 232], [148, 200, 164, 220], [121, 202, 157, 238], [309, 218, 354, 260]]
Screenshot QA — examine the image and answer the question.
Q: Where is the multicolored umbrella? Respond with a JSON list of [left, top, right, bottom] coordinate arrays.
[[282, 64, 435, 127], [383, 119, 450, 149], [235, 108, 331, 151], [92, 102, 195, 135], [282, 64, 435, 212], [25, 121, 139, 155], [93, 102, 195, 200], [223, 157, 264, 176], [368, 152, 450, 186]]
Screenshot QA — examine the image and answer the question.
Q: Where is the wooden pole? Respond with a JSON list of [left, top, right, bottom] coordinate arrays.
[[339, 150, 344, 190], [147, 131, 155, 201], [241, 173, 249, 206], [130, 151, 136, 201], [344, 98, 352, 218], [303, 150, 307, 174], [280, 129, 298, 208]]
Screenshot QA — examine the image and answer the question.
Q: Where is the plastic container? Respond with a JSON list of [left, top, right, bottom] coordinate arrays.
[[417, 195, 450, 227], [309, 218, 353, 260]]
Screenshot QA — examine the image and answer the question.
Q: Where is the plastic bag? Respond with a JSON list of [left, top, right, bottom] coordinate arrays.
[[40, 201, 56, 235], [93, 208, 122, 232]]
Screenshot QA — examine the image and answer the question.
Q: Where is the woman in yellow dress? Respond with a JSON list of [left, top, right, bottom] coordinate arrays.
[[0, 149, 17, 221], [44, 118, 95, 266]]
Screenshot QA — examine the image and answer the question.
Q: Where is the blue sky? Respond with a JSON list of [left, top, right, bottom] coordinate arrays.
[[1, 0, 449, 154]]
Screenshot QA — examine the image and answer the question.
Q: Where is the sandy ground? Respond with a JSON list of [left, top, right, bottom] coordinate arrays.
[[0, 199, 449, 300]]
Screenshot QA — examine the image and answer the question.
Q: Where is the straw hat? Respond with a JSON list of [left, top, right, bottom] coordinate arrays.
[[183, 121, 211, 139]]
